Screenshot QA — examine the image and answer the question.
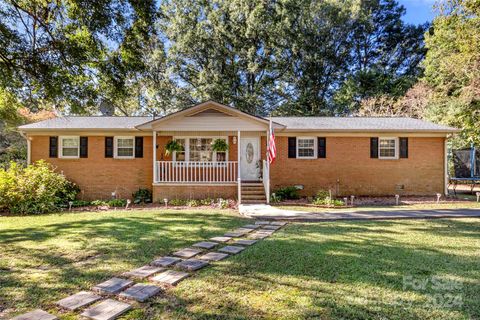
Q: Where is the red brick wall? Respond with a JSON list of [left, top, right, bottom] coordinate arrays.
[[269, 136, 445, 196], [30, 135, 153, 200]]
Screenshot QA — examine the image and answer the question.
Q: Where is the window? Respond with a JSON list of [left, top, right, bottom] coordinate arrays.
[[173, 137, 228, 162], [297, 137, 316, 159], [379, 137, 398, 159], [59, 136, 79, 158], [114, 137, 135, 158]]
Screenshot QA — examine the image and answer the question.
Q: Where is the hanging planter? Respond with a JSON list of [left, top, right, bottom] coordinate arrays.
[[211, 139, 229, 152], [165, 140, 184, 156]]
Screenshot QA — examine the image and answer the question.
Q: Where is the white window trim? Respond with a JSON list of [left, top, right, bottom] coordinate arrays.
[[114, 136, 135, 159], [378, 137, 399, 160], [296, 137, 317, 159], [172, 136, 229, 163], [59, 136, 80, 159]]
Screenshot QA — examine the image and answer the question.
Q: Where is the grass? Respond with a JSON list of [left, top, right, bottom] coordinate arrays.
[[1, 210, 479, 319]]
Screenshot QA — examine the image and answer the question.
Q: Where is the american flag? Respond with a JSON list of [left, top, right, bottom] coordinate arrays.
[[267, 121, 276, 164]]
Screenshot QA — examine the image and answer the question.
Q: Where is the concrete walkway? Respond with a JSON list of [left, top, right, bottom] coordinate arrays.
[[239, 204, 480, 221]]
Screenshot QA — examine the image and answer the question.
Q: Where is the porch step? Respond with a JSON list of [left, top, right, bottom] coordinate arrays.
[[242, 194, 267, 200], [242, 190, 265, 195], [241, 181, 267, 204]]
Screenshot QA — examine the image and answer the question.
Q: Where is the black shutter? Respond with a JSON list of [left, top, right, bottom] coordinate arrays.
[[49, 136, 58, 158], [400, 137, 408, 158], [370, 137, 379, 158], [318, 137, 326, 158], [80, 137, 88, 158], [288, 137, 296, 158], [135, 137, 143, 158], [105, 137, 114, 158]]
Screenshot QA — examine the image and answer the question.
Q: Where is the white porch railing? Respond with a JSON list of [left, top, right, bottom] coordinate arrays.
[[262, 160, 270, 204], [155, 161, 238, 183]]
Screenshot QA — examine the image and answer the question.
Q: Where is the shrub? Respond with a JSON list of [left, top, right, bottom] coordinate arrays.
[[274, 186, 300, 200], [200, 198, 213, 206], [312, 197, 344, 207], [0, 160, 79, 214], [169, 198, 187, 206], [132, 188, 152, 204], [315, 189, 330, 201], [91, 200, 108, 206], [71, 200, 91, 207], [270, 193, 281, 203], [107, 199, 127, 207], [186, 199, 201, 207]]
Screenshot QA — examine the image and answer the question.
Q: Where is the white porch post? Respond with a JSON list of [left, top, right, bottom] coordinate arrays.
[[237, 130, 241, 204], [266, 127, 270, 204], [153, 131, 157, 183], [444, 136, 448, 196]]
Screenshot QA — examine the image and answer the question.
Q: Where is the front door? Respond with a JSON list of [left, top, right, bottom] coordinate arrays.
[[240, 137, 260, 181]]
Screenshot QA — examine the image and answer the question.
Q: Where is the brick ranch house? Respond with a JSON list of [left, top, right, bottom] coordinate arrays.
[[18, 101, 458, 204]]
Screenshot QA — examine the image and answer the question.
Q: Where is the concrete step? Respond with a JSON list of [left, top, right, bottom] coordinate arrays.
[[241, 199, 267, 204], [242, 195, 267, 200], [242, 190, 266, 195], [242, 182, 263, 187]]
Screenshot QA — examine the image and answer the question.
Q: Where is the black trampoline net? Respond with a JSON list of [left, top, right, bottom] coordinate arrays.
[[452, 148, 480, 178]]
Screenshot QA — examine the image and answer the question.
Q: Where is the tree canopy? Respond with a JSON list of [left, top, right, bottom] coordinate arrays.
[[0, 0, 428, 117]]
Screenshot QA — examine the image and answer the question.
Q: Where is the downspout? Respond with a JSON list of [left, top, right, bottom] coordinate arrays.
[[19, 131, 31, 165], [444, 136, 449, 196]]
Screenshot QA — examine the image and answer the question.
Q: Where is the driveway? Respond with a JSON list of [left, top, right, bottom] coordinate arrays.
[[239, 204, 480, 222]]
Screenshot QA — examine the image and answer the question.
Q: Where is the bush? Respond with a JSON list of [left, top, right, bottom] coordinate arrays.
[[91, 200, 108, 206], [132, 188, 152, 204], [71, 200, 91, 207], [0, 160, 79, 214], [200, 198, 213, 206], [169, 198, 187, 206], [312, 196, 344, 207], [274, 186, 300, 200], [107, 199, 127, 207], [315, 189, 330, 201], [186, 199, 201, 207]]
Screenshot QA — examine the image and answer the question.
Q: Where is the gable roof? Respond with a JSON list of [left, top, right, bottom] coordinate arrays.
[[270, 117, 459, 133], [135, 100, 276, 130], [18, 116, 152, 131]]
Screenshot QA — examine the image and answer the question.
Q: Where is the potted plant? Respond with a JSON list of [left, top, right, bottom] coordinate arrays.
[[211, 139, 229, 152], [211, 139, 229, 161], [165, 140, 184, 156]]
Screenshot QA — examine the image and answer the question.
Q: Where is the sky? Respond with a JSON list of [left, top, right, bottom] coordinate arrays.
[[398, 0, 437, 24]]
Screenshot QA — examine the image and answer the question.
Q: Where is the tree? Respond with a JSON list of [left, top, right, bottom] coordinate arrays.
[[0, 0, 156, 113], [333, 0, 428, 114], [423, 0, 480, 146]]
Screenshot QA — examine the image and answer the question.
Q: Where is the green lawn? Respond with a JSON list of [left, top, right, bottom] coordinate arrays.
[[1, 210, 479, 320]]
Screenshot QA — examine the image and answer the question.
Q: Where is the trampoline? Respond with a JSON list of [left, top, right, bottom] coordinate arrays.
[[449, 145, 480, 194]]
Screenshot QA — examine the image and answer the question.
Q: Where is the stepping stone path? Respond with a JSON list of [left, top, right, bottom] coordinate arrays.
[[262, 225, 282, 231], [224, 231, 245, 237], [242, 224, 261, 229], [151, 270, 189, 285], [12, 220, 288, 320], [198, 252, 229, 261], [93, 277, 133, 294], [151, 256, 182, 267], [192, 241, 219, 249], [56, 291, 101, 311], [219, 245, 245, 255], [233, 239, 258, 246], [173, 248, 202, 258], [81, 299, 131, 320], [210, 236, 232, 243], [11, 309, 57, 320], [123, 265, 163, 279], [119, 284, 162, 302], [176, 259, 209, 271]]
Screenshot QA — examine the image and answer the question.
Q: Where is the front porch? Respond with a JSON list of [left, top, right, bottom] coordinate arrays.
[[136, 101, 277, 203]]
